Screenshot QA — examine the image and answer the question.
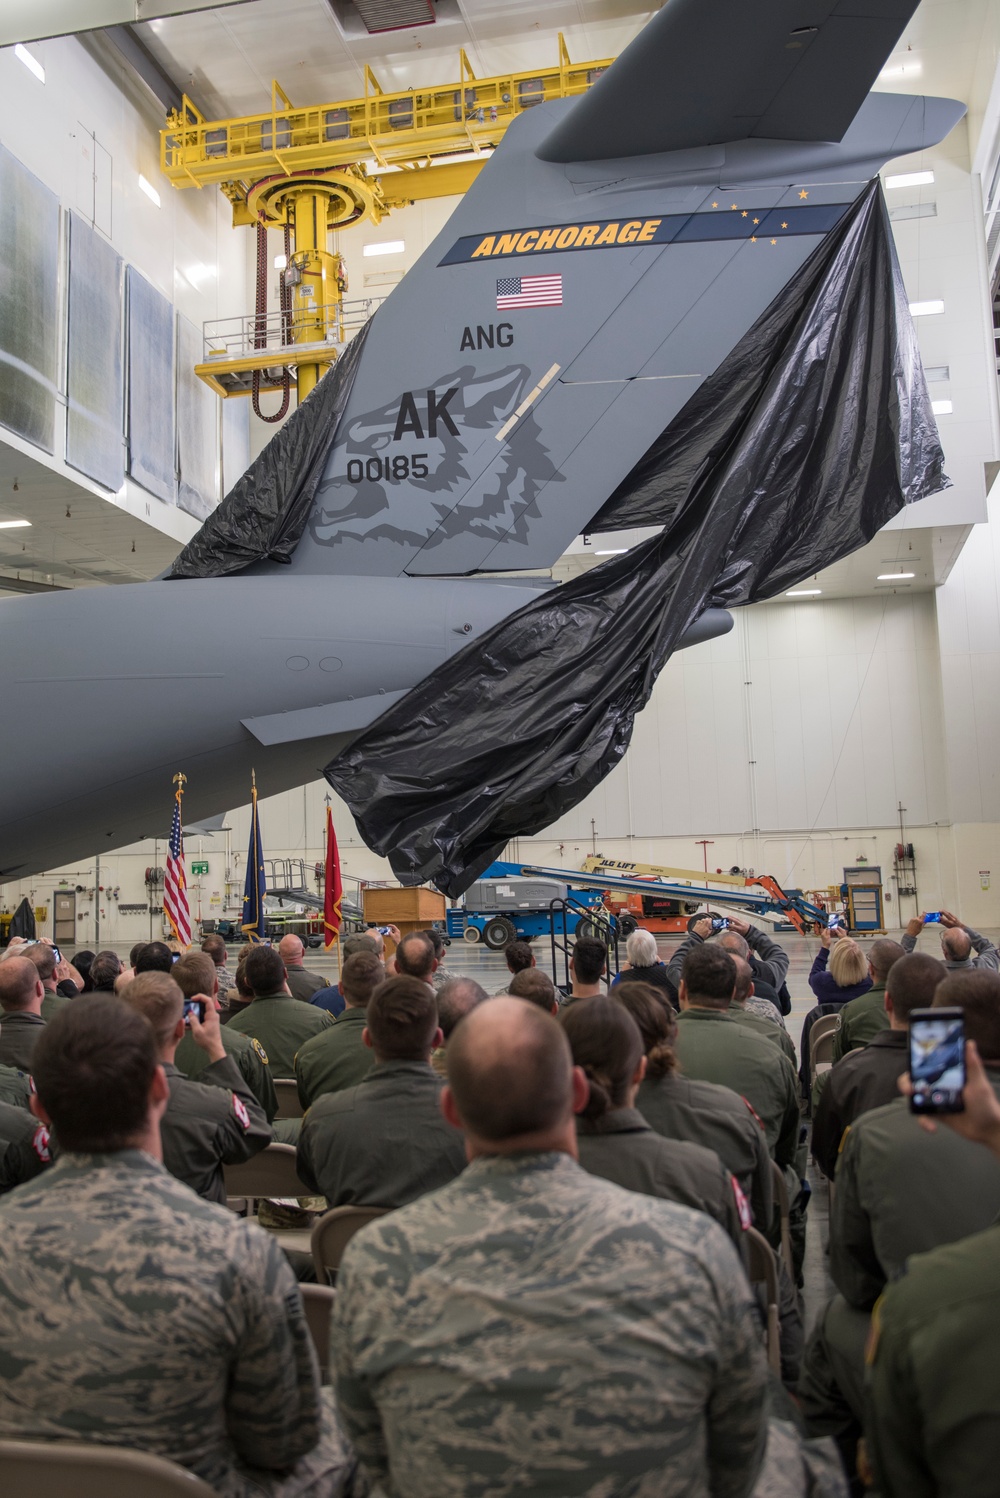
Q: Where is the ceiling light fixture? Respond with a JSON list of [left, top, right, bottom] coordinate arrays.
[[274, 254, 287, 270], [909, 299, 944, 316], [931, 399, 953, 415], [886, 169, 934, 189], [138, 175, 161, 208], [363, 240, 405, 257], [879, 61, 922, 80], [877, 572, 915, 580], [0, 519, 31, 529], [786, 588, 821, 596], [14, 45, 44, 83]]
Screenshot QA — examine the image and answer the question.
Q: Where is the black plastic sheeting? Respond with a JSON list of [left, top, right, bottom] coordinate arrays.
[[165, 322, 371, 579], [327, 181, 946, 896]]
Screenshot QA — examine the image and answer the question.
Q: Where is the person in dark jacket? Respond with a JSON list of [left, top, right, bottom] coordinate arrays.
[[610, 929, 677, 1006], [801, 929, 872, 1097]]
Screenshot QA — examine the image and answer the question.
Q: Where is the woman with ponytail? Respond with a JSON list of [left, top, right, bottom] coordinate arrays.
[[559, 996, 746, 1251]]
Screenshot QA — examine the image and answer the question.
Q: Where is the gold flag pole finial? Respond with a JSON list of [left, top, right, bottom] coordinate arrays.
[[173, 772, 187, 799]]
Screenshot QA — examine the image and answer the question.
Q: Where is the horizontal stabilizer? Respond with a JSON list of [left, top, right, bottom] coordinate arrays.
[[538, 0, 922, 162], [242, 690, 408, 746]]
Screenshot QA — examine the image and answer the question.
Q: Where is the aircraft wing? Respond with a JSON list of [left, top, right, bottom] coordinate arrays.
[[538, 0, 922, 162]]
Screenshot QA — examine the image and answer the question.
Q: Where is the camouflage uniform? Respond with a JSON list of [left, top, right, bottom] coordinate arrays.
[[226, 990, 333, 1078], [0, 1099, 50, 1194], [333, 1149, 767, 1497], [0, 1150, 355, 1498], [175, 1024, 278, 1121], [160, 1057, 272, 1204]]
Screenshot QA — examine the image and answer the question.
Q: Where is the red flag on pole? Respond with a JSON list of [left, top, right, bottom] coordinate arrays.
[[324, 806, 343, 949]]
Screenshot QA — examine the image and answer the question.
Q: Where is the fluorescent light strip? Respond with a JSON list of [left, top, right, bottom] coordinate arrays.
[[879, 62, 923, 80], [877, 572, 915, 580], [0, 519, 31, 529], [596, 548, 628, 555], [274, 254, 287, 270], [363, 241, 405, 257], [909, 299, 944, 316], [931, 399, 953, 415], [14, 44, 44, 83], [886, 169, 934, 189], [138, 175, 161, 208], [786, 588, 821, 596]]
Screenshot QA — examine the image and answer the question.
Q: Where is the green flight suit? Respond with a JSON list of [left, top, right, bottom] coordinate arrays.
[[831, 1085, 1000, 1310], [294, 1006, 373, 1109], [727, 1003, 797, 1066], [175, 1025, 278, 1122], [867, 1224, 1000, 1498], [575, 1106, 746, 1252], [0, 1065, 30, 1110], [0, 1012, 46, 1072], [674, 1007, 801, 1168], [225, 990, 332, 1079], [160, 1057, 272, 1205], [832, 982, 888, 1061], [40, 989, 71, 1023]]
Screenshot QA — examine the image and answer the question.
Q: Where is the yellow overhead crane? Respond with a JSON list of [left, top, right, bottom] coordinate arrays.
[[159, 38, 610, 414]]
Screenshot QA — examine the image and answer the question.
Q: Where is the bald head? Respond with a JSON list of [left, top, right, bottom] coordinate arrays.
[[446, 997, 575, 1147], [0, 956, 42, 1013], [730, 955, 754, 1005], [278, 934, 305, 967], [718, 931, 750, 961], [21, 943, 56, 985], [941, 927, 972, 962], [868, 938, 905, 982]]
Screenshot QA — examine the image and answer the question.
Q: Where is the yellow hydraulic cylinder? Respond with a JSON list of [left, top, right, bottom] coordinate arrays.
[[290, 189, 342, 401]]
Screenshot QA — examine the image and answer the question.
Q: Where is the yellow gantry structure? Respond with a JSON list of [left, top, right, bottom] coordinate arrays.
[[159, 38, 611, 401]]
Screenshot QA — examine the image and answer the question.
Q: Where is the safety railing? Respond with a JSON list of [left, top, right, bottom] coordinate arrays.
[[202, 296, 385, 362]]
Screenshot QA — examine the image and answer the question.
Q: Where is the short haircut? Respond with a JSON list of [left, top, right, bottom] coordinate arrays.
[[571, 937, 607, 985], [625, 929, 658, 968], [244, 944, 285, 995], [508, 968, 558, 1012], [868, 938, 905, 982], [829, 939, 867, 989], [22, 943, 56, 983], [134, 941, 174, 975], [934, 970, 1000, 1060], [172, 952, 216, 1000], [681, 943, 736, 1008], [436, 976, 487, 1038], [883, 953, 945, 1023], [89, 950, 123, 991], [394, 932, 435, 981], [343, 934, 379, 960], [341, 951, 385, 1009], [0, 956, 38, 1011], [612, 982, 677, 1079], [129, 942, 148, 969], [731, 955, 755, 1004], [504, 941, 534, 976], [123, 972, 184, 1049], [233, 950, 254, 999], [32, 995, 157, 1153], [941, 927, 972, 962], [365, 976, 439, 1060], [74, 951, 96, 991], [422, 928, 447, 960], [447, 1001, 573, 1141], [201, 934, 227, 965], [561, 997, 643, 1119], [717, 931, 751, 960]]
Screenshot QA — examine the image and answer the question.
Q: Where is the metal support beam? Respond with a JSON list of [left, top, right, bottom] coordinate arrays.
[[0, 1, 253, 48], [103, 24, 185, 114]]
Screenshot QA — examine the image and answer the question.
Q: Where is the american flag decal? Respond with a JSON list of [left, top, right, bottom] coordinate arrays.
[[496, 274, 563, 309]]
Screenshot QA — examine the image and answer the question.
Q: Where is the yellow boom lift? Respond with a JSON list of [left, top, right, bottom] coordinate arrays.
[[159, 38, 610, 418]]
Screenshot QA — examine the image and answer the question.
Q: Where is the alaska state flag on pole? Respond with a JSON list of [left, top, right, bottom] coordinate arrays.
[[324, 805, 343, 950], [241, 771, 267, 942]]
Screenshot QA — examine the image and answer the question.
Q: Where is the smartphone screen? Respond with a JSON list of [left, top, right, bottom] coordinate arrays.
[[50, 944, 61, 964], [924, 912, 942, 924], [183, 997, 206, 1026], [710, 917, 729, 931], [909, 1007, 966, 1114], [827, 914, 842, 929]]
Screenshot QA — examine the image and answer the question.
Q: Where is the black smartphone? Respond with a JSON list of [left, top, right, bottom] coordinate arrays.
[[50, 944, 61, 964], [909, 1007, 966, 1114], [183, 997, 206, 1026]]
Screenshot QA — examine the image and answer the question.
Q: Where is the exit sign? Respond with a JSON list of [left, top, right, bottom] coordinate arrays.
[[191, 861, 209, 875]]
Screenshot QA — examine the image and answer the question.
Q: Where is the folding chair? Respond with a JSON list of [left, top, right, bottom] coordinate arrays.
[[299, 1283, 337, 1381], [273, 1079, 304, 1120], [0, 1439, 215, 1498], [223, 1142, 310, 1209], [745, 1227, 781, 1377], [311, 1204, 393, 1285]]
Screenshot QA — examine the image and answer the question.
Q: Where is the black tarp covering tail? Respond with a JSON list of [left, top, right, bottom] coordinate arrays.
[[326, 181, 947, 896], [165, 323, 371, 579]]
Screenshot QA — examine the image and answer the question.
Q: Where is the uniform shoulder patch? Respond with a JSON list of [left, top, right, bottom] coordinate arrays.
[[740, 1094, 766, 1133], [32, 1124, 51, 1162], [731, 1175, 752, 1231], [250, 1037, 269, 1065], [233, 1095, 251, 1130]]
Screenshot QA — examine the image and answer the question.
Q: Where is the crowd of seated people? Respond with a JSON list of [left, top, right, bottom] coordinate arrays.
[[0, 911, 996, 1497]]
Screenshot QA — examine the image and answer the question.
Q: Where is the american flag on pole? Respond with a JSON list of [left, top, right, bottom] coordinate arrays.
[[164, 781, 191, 947], [496, 274, 563, 310]]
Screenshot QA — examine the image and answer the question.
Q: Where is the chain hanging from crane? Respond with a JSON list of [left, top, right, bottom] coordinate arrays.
[[251, 220, 292, 423]]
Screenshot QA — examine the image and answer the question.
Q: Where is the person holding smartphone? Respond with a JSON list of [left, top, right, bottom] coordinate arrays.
[[901, 909, 1000, 973], [866, 1026, 1000, 1498]]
